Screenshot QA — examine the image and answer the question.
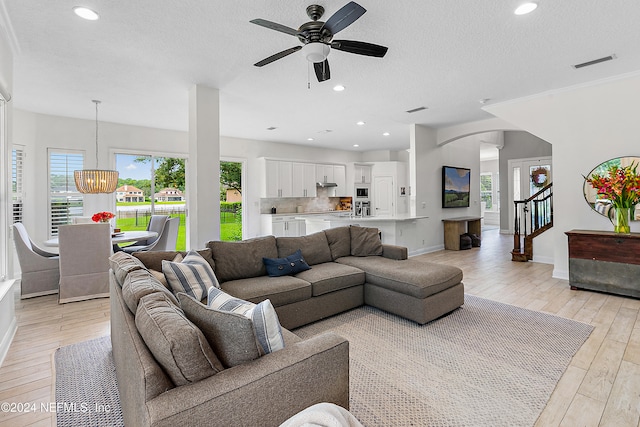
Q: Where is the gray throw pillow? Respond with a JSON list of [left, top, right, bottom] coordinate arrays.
[[109, 251, 146, 286], [162, 250, 220, 300], [178, 293, 261, 368], [135, 292, 224, 386], [122, 269, 178, 314], [323, 226, 351, 259], [207, 236, 278, 283], [350, 225, 383, 257]]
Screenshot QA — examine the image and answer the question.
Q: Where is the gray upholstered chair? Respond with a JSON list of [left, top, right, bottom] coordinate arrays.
[[58, 223, 111, 303], [121, 214, 168, 253], [72, 216, 94, 224], [123, 216, 179, 253], [12, 223, 60, 299]]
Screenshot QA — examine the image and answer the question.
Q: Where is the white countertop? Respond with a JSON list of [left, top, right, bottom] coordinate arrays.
[[302, 214, 429, 222]]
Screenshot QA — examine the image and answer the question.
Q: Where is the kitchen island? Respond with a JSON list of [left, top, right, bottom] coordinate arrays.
[[302, 214, 429, 255]]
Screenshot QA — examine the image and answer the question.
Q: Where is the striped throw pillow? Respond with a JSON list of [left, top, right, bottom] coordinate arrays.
[[163, 250, 220, 300], [207, 287, 285, 355]]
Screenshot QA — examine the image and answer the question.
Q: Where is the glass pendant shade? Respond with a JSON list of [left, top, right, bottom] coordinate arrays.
[[74, 100, 119, 194]]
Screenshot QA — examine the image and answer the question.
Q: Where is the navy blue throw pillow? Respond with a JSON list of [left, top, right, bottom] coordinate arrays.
[[263, 249, 311, 277]]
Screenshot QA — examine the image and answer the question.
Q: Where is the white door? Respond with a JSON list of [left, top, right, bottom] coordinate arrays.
[[373, 176, 393, 216], [507, 157, 552, 233]]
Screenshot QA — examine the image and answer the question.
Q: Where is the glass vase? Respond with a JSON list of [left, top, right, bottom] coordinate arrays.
[[613, 207, 631, 234]]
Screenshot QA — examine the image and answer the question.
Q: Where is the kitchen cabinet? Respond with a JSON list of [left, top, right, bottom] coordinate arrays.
[[316, 164, 334, 184], [333, 165, 346, 193], [264, 160, 292, 198], [292, 162, 317, 198], [354, 164, 372, 184], [262, 215, 306, 237]]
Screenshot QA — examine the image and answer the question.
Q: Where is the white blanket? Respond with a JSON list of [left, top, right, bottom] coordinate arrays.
[[279, 403, 363, 427]]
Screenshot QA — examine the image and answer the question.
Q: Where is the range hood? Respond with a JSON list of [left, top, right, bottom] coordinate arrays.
[[316, 182, 338, 188]]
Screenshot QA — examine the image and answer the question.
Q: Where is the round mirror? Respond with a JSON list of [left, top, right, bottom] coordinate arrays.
[[583, 156, 640, 221]]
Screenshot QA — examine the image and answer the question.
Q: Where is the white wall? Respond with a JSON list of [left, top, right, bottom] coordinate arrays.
[[411, 125, 481, 252], [485, 71, 640, 279]]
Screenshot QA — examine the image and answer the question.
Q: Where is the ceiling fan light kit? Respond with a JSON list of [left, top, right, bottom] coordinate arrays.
[[251, 1, 388, 82]]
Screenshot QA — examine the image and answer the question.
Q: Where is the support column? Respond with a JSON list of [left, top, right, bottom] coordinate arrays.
[[188, 85, 220, 249]]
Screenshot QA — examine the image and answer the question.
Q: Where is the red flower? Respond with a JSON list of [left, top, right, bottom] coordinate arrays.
[[92, 212, 115, 223], [586, 163, 640, 208]]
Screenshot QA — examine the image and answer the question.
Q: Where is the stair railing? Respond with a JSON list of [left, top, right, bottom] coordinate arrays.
[[512, 183, 553, 261]]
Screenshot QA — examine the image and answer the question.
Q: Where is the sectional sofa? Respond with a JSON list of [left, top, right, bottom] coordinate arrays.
[[109, 225, 464, 426]]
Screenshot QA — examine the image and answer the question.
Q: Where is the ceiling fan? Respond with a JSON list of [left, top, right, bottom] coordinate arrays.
[[250, 1, 388, 82]]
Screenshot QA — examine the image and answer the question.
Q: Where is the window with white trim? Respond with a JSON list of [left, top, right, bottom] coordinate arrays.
[[481, 172, 500, 212], [12, 145, 25, 224], [48, 149, 84, 237]]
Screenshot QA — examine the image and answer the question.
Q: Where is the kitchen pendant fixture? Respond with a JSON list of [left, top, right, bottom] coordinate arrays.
[[74, 100, 119, 194]]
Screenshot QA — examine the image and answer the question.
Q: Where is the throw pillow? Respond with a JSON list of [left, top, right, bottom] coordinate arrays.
[[162, 250, 220, 300], [178, 293, 261, 368], [109, 251, 146, 286], [122, 269, 179, 313], [263, 249, 311, 277], [350, 225, 383, 257], [135, 292, 224, 386], [208, 287, 285, 355]]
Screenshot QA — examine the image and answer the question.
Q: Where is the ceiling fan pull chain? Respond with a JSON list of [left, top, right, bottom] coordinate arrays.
[[307, 62, 311, 89]]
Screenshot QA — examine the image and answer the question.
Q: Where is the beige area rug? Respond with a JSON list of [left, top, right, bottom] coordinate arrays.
[[294, 295, 593, 427]]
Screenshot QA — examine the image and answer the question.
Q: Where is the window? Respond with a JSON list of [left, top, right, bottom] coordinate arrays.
[[12, 146, 25, 224], [49, 149, 84, 237], [480, 172, 499, 211]]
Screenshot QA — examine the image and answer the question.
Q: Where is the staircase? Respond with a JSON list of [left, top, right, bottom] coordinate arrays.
[[511, 183, 553, 262]]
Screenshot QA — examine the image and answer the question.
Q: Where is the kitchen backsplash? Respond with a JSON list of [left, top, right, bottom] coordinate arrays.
[[261, 188, 351, 214]]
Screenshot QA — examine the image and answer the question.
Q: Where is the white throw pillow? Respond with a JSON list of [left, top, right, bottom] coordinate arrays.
[[163, 250, 220, 300], [207, 287, 285, 355]]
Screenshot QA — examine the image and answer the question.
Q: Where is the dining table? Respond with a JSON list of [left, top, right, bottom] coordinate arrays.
[[43, 230, 158, 247]]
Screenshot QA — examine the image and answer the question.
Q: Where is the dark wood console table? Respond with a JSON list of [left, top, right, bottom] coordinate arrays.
[[566, 229, 640, 298], [442, 216, 481, 250]]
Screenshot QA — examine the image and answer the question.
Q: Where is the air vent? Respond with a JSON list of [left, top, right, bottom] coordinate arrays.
[[573, 55, 616, 69], [406, 106, 428, 113], [266, 126, 277, 131]]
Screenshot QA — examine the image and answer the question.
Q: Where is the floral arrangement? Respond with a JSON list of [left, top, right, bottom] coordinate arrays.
[[92, 211, 115, 223], [586, 162, 640, 233]]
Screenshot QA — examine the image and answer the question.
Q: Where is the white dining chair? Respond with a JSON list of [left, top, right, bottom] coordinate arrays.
[[123, 217, 179, 252], [58, 223, 111, 303], [12, 223, 60, 299], [120, 215, 168, 253]]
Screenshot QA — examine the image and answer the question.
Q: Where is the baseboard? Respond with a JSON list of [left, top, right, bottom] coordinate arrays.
[[0, 279, 17, 367], [552, 268, 569, 281], [532, 255, 554, 265], [499, 229, 511, 235], [409, 244, 444, 257]]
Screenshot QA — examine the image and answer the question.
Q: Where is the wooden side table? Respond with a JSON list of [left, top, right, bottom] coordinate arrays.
[[442, 216, 482, 250]]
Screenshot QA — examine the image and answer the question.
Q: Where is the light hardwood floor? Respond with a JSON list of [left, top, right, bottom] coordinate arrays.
[[1, 229, 639, 427]]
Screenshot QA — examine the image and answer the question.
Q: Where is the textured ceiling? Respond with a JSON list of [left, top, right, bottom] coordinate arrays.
[[3, 0, 640, 151]]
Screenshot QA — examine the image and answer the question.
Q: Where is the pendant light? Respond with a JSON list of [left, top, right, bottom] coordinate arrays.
[[74, 100, 119, 193]]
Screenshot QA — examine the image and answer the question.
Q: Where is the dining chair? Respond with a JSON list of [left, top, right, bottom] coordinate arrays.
[[119, 214, 168, 253], [58, 223, 111, 303], [123, 216, 180, 253], [12, 223, 60, 299]]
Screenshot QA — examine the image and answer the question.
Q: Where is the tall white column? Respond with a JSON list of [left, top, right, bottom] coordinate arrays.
[[188, 85, 220, 249]]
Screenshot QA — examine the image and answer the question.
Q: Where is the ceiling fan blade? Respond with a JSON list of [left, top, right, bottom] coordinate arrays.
[[322, 1, 366, 35], [254, 46, 302, 67], [250, 19, 299, 37], [331, 40, 388, 57], [314, 60, 331, 82]]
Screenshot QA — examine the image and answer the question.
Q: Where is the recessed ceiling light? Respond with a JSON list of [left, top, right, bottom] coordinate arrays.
[[333, 85, 345, 92], [307, 138, 314, 141], [514, 2, 537, 15], [383, 132, 390, 136], [266, 126, 277, 131], [356, 121, 365, 126], [353, 144, 359, 147], [73, 6, 100, 20]]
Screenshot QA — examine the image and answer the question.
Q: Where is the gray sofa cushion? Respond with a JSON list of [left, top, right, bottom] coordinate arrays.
[[208, 236, 278, 283], [109, 251, 146, 286], [221, 275, 311, 307], [323, 226, 351, 260], [122, 269, 179, 313], [295, 262, 365, 296], [135, 292, 224, 386], [178, 293, 261, 368], [350, 226, 383, 256], [133, 249, 215, 272], [337, 257, 463, 299], [276, 232, 333, 266]]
